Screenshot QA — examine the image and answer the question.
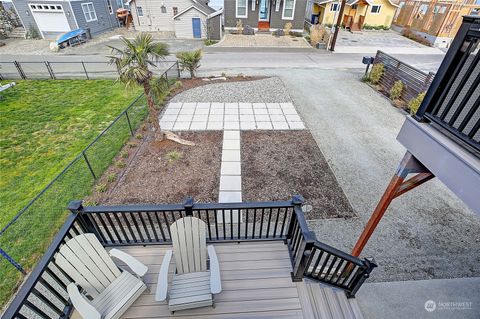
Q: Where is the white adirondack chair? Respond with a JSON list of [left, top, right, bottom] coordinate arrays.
[[56, 233, 148, 319], [155, 216, 222, 312]]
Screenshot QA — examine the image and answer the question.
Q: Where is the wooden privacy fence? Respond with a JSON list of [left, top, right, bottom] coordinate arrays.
[[373, 50, 435, 103]]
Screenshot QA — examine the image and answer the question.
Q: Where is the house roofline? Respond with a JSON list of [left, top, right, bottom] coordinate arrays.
[[172, 5, 208, 19]]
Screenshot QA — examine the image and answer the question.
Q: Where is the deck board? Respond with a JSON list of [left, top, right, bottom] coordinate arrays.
[[116, 241, 304, 319]]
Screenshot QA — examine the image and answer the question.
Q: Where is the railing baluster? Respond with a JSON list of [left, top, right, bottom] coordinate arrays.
[[206, 210, 212, 240], [252, 209, 257, 239], [266, 208, 273, 238], [31, 288, 64, 316], [273, 207, 280, 238], [222, 210, 226, 240], [237, 209, 241, 240], [138, 212, 152, 242], [104, 212, 121, 243], [325, 256, 338, 281], [230, 210, 233, 240], [214, 209, 219, 240], [259, 208, 264, 238], [146, 212, 159, 242], [163, 211, 171, 240], [154, 212, 167, 242], [317, 254, 331, 280], [130, 212, 145, 243], [96, 213, 115, 244]]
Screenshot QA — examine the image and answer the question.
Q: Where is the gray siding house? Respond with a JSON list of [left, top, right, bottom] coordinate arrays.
[[224, 0, 307, 31], [128, 0, 220, 39], [11, 0, 122, 39]]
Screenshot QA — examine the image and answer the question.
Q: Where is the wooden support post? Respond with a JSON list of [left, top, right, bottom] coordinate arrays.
[[351, 151, 435, 257]]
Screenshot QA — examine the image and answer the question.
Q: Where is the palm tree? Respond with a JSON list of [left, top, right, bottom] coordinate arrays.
[[108, 33, 180, 142]]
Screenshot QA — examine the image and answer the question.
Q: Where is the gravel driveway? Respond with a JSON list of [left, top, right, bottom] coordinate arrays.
[[170, 77, 292, 103]]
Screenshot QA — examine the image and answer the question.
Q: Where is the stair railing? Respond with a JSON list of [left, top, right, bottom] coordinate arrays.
[[286, 196, 377, 298]]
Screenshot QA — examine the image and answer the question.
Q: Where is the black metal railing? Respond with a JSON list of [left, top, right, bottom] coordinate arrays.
[[415, 15, 480, 154], [71, 199, 295, 245], [3, 197, 376, 318], [286, 196, 377, 298]]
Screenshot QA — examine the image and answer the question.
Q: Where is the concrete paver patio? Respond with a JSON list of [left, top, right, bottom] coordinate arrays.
[[160, 102, 305, 131]]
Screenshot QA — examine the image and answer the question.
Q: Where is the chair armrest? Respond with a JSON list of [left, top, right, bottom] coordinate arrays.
[[155, 249, 172, 301], [67, 283, 101, 319], [207, 245, 221, 294], [109, 248, 148, 277]]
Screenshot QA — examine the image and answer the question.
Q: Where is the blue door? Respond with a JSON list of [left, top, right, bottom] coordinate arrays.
[[192, 18, 201, 38]]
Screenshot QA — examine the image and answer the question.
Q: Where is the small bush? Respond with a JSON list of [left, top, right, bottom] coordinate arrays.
[[83, 200, 98, 206], [284, 22, 293, 35], [107, 173, 117, 183], [221, 72, 227, 77], [173, 81, 183, 90], [26, 24, 40, 39], [369, 63, 384, 84], [115, 160, 126, 168], [390, 80, 404, 100], [127, 142, 137, 148], [204, 39, 218, 46], [408, 92, 426, 115], [135, 133, 143, 139], [166, 150, 182, 163], [236, 19, 243, 33], [95, 183, 108, 193], [176, 49, 203, 78]]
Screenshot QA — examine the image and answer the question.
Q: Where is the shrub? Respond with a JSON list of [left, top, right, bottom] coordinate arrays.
[[95, 183, 107, 193], [107, 173, 117, 183], [408, 92, 426, 115], [369, 63, 384, 84], [204, 39, 218, 46], [390, 80, 404, 100], [310, 24, 325, 46], [115, 160, 126, 168], [135, 133, 143, 139], [26, 24, 40, 39], [284, 22, 293, 35], [121, 150, 129, 158], [166, 150, 182, 163], [236, 19, 243, 33], [176, 49, 202, 78]]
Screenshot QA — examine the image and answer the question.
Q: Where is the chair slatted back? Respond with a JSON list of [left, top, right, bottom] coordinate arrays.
[[170, 217, 207, 274], [56, 233, 121, 298]]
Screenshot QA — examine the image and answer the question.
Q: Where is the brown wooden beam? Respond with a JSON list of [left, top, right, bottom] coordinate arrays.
[[351, 151, 434, 257]]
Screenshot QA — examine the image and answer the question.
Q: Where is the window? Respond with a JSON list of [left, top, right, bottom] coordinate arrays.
[[106, 0, 113, 14], [440, 6, 446, 14], [236, 0, 247, 18], [351, 4, 358, 9], [29, 4, 63, 12], [330, 3, 339, 11], [161, 5, 166, 13], [252, 0, 255, 11], [418, 4, 427, 15], [275, 0, 280, 11], [81, 3, 97, 21], [282, 0, 295, 19], [136, 6, 143, 16], [370, 5, 381, 13], [116, 0, 124, 9], [173, 7, 178, 15]]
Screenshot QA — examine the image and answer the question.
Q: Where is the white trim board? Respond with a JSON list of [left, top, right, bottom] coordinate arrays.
[[282, 0, 296, 20]]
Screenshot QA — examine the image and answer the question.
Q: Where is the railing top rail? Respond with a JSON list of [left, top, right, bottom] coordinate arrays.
[[312, 240, 366, 267], [79, 200, 295, 213], [0, 60, 179, 64]]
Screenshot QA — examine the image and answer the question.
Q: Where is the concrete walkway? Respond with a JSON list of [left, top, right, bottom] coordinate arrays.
[[357, 277, 480, 319]]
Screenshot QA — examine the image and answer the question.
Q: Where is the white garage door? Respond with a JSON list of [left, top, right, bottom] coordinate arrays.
[[29, 4, 71, 38]]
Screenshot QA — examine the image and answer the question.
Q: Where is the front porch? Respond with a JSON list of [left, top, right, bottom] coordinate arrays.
[[4, 200, 375, 319], [342, 0, 370, 31]]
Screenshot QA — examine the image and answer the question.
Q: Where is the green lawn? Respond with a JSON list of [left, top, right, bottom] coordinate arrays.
[[0, 80, 143, 308]]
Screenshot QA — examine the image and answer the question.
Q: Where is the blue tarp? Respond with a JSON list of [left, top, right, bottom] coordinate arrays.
[[56, 28, 87, 45]]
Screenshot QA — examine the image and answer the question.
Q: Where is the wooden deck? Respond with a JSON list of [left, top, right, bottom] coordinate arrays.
[[113, 241, 305, 319]]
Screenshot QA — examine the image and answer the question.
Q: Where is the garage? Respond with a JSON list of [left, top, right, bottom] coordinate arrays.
[[29, 4, 71, 39], [173, 5, 214, 39]]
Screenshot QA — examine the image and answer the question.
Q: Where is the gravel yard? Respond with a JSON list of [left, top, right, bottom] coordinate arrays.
[[170, 77, 292, 103]]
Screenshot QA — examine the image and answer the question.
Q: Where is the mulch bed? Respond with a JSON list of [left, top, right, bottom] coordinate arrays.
[[93, 131, 222, 205], [241, 131, 355, 220]]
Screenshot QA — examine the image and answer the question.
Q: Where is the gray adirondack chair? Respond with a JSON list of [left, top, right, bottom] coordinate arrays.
[[155, 216, 222, 312], [56, 233, 148, 319]]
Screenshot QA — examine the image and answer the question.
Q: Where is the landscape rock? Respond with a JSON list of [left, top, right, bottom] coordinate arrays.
[[242, 25, 255, 35], [273, 29, 284, 37]]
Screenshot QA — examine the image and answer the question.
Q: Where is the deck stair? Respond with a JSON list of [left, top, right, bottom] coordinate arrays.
[[297, 280, 364, 319]]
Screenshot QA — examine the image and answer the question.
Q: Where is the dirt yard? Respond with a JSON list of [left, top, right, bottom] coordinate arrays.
[[242, 130, 355, 219], [95, 131, 222, 205]]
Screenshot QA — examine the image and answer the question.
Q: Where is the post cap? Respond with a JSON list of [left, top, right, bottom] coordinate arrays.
[[68, 200, 83, 211], [291, 195, 305, 205], [183, 197, 194, 208]]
